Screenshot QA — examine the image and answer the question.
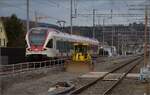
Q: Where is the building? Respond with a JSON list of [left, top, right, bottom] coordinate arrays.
[[0, 19, 8, 47]]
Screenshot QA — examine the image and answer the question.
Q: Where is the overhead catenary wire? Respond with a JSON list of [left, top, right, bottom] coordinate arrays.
[[0, 0, 65, 23], [0, 0, 149, 26]]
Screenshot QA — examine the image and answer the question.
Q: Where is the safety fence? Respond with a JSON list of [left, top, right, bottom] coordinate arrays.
[[0, 58, 69, 76]]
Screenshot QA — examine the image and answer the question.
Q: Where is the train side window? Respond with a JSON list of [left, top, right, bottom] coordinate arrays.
[[56, 41, 59, 50], [46, 39, 53, 48], [56, 40, 64, 52]]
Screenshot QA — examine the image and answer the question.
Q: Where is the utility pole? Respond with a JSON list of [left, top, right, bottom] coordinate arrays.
[[93, 9, 96, 39], [70, 0, 73, 34], [124, 34, 127, 56], [102, 18, 105, 56], [118, 33, 120, 55], [144, 5, 148, 67], [26, 0, 29, 32], [121, 35, 124, 55], [98, 16, 100, 25], [111, 9, 114, 47], [34, 11, 38, 27], [102, 18, 105, 47]]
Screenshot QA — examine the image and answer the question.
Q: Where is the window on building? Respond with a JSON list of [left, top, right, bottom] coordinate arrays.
[[0, 27, 2, 32], [3, 39, 5, 46], [0, 39, 1, 46]]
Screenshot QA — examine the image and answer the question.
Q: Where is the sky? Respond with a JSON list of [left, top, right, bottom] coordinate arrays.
[[0, 0, 149, 26]]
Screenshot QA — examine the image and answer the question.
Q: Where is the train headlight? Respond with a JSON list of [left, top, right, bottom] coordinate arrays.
[[42, 48, 47, 51], [27, 48, 32, 51], [44, 48, 47, 50]]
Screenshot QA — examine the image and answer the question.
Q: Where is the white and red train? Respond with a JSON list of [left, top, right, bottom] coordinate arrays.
[[25, 27, 99, 60]]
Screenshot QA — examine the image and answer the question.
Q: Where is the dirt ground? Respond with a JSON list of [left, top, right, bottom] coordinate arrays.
[[1, 68, 83, 95], [111, 78, 150, 95], [1, 56, 149, 95]]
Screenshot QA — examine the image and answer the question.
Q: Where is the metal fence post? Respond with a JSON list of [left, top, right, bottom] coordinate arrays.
[[48, 60, 50, 68], [44, 61, 47, 68], [20, 63, 22, 72], [59, 59, 61, 66], [12, 64, 15, 73], [51, 60, 53, 67], [40, 62, 41, 68], [54, 60, 55, 67], [33, 62, 35, 69], [50, 60, 52, 68], [27, 63, 29, 71], [56, 59, 58, 67], [61, 59, 63, 67]]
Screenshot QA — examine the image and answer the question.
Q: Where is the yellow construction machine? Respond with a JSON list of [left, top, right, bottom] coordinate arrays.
[[72, 43, 91, 62], [65, 43, 94, 73]]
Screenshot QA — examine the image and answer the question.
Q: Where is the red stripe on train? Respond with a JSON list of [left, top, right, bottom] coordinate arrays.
[[30, 45, 44, 51]]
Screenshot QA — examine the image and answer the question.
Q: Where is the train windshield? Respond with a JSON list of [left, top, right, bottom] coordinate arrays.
[[29, 29, 47, 46]]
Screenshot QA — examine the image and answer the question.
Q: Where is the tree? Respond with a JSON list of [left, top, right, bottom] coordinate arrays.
[[3, 14, 25, 47]]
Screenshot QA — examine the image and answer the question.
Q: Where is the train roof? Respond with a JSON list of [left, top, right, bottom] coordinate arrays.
[[30, 27, 99, 45]]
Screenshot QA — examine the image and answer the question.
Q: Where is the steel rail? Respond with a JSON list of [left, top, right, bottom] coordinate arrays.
[[102, 57, 143, 95], [69, 56, 142, 95]]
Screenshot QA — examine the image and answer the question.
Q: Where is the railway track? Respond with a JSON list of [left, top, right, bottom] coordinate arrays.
[[96, 55, 138, 63], [0, 55, 136, 76], [69, 56, 143, 95]]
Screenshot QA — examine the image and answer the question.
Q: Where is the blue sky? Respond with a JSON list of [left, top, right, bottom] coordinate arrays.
[[0, 0, 148, 26]]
